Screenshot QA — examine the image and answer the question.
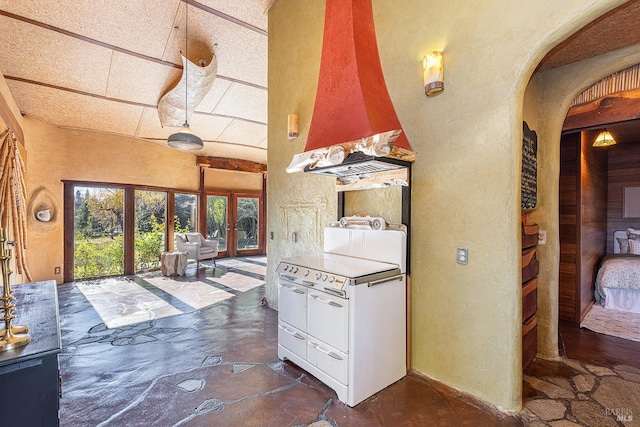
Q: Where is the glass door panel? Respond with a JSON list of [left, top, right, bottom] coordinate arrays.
[[73, 186, 124, 279], [134, 190, 167, 273], [235, 195, 260, 254], [206, 195, 228, 253], [174, 193, 198, 233]]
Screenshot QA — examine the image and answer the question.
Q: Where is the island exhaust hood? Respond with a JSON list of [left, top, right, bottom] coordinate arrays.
[[286, 0, 415, 184]]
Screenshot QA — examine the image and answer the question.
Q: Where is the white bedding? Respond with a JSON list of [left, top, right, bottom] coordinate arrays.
[[595, 254, 640, 313]]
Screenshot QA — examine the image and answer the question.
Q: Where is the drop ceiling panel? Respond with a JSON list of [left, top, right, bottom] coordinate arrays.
[[216, 119, 267, 146], [7, 79, 143, 135], [0, 0, 179, 59], [162, 2, 267, 87], [202, 141, 267, 164], [194, 78, 232, 113], [135, 107, 230, 142], [0, 16, 112, 94], [198, 0, 268, 31], [106, 52, 182, 105], [213, 83, 267, 123]]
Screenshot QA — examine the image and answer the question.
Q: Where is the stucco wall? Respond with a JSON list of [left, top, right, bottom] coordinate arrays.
[[204, 168, 263, 192], [267, 0, 626, 412], [24, 118, 200, 283]]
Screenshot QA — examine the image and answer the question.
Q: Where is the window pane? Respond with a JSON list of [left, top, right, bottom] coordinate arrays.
[[237, 197, 259, 251], [206, 195, 228, 252], [174, 193, 198, 233], [73, 187, 124, 279], [135, 190, 167, 273]]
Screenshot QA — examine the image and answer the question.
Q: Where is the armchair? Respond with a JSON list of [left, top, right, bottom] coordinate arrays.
[[175, 232, 219, 269]]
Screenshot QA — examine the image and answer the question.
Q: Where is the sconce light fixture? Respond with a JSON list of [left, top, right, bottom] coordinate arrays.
[[593, 129, 616, 147], [423, 51, 444, 96], [287, 113, 299, 140]]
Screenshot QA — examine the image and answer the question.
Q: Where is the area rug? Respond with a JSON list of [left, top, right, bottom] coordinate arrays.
[[77, 278, 183, 329], [580, 304, 640, 342]]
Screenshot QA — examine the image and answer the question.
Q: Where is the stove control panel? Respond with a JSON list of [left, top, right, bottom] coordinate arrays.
[[276, 262, 348, 294]]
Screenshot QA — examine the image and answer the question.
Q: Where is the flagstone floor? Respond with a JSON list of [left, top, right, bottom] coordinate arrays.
[[56, 258, 640, 426]]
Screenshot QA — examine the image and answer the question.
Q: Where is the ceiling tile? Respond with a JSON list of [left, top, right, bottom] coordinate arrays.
[[212, 82, 267, 123], [0, 0, 179, 59], [194, 78, 232, 113], [198, 0, 268, 31], [138, 107, 235, 142], [216, 119, 267, 146], [162, 3, 267, 87], [106, 52, 182, 106], [8, 79, 143, 135], [0, 16, 112, 94], [201, 141, 267, 164]]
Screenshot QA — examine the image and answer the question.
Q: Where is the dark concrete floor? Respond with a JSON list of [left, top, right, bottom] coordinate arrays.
[[57, 257, 521, 427]]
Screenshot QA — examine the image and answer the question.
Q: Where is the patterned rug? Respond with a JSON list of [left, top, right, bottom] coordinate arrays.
[[580, 304, 640, 342]]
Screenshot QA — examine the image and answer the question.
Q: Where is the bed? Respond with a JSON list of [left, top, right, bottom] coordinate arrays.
[[594, 230, 640, 313]]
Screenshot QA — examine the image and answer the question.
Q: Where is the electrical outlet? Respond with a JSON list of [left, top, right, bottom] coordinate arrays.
[[456, 247, 468, 265], [291, 232, 297, 243], [54, 266, 61, 274], [538, 229, 547, 246]]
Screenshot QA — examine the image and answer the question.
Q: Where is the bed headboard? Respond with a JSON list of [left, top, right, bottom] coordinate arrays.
[[613, 230, 628, 254]]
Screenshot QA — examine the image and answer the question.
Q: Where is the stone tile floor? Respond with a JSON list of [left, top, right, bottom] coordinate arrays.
[[521, 357, 640, 426], [57, 256, 640, 426]]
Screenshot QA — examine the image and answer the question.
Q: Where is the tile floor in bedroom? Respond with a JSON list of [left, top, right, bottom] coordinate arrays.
[[57, 257, 640, 426]]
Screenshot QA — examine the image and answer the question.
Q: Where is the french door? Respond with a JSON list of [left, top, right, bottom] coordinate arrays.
[[205, 192, 264, 257]]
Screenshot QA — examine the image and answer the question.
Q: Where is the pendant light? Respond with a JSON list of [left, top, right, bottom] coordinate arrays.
[[167, 2, 203, 151], [592, 130, 616, 147]]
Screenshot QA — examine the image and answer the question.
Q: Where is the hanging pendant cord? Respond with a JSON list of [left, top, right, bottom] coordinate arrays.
[[184, 1, 189, 127]]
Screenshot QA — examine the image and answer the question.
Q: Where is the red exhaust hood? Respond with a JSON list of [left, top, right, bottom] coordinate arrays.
[[287, 0, 415, 176]]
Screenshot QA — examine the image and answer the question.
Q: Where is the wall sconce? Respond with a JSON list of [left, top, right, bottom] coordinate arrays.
[[593, 129, 616, 147], [287, 113, 299, 140], [423, 51, 444, 96]]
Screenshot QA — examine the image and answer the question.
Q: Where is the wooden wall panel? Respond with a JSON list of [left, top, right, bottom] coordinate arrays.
[[579, 132, 608, 322], [607, 142, 640, 253], [559, 133, 579, 322]]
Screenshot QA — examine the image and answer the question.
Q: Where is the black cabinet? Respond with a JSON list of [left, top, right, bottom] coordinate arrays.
[[0, 281, 61, 427]]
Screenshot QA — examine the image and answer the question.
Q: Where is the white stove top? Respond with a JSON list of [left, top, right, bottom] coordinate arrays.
[[282, 252, 398, 279]]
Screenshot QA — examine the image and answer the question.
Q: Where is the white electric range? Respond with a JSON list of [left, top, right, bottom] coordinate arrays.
[[276, 224, 407, 407]]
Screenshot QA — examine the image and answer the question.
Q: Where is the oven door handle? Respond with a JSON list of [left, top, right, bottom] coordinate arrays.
[[309, 341, 343, 360], [279, 283, 305, 294], [278, 324, 305, 340], [368, 275, 403, 287], [310, 294, 343, 308]]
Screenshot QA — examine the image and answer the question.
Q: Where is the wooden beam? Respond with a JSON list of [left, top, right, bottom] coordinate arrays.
[[196, 156, 267, 173], [0, 90, 24, 145], [564, 87, 640, 131]]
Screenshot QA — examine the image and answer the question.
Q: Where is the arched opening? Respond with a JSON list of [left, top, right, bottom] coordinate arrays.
[[521, 0, 640, 411]]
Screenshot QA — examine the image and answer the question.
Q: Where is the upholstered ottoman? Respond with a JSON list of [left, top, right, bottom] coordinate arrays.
[[161, 251, 188, 276]]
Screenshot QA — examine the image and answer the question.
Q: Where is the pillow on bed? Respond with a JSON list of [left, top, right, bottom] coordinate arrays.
[[627, 228, 640, 240], [617, 237, 631, 254], [630, 238, 640, 255]]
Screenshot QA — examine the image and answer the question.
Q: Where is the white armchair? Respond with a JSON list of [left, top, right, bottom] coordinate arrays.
[[175, 232, 219, 269]]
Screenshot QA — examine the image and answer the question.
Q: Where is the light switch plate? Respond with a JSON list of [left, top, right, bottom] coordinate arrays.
[[456, 247, 468, 265]]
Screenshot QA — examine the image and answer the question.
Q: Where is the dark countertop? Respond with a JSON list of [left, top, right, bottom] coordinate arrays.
[[0, 280, 61, 366]]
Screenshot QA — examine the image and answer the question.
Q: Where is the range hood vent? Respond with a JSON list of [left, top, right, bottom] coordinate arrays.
[[305, 152, 406, 177], [286, 0, 415, 181]]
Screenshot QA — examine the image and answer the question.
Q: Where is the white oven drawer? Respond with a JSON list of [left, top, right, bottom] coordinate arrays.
[[278, 281, 307, 331], [308, 339, 348, 385], [307, 289, 348, 352], [278, 321, 307, 359]]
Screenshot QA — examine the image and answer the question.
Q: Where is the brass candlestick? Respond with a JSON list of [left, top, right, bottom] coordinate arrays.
[[0, 227, 30, 351]]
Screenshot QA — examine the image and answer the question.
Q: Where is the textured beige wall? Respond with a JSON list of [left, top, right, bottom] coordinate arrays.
[[23, 118, 200, 283], [267, 0, 626, 412], [204, 169, 263, 192], [344, 186, 403, 225]]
